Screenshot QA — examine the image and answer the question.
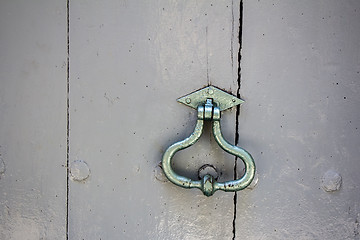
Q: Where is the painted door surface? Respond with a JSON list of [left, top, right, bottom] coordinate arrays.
[[68, 1, 240, 239], [235, 1, 360, 239], [0, 1, 68, 239], [0, 1, 360, 240]]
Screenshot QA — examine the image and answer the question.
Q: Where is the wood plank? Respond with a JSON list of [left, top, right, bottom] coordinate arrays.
[[236, 1, 360, 238], [69, 1, 240, 239], [0, 1, 68, 239]]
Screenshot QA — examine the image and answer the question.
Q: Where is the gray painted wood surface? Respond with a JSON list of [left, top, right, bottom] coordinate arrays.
[[68, 1, 240, 239], [0, 1, 67, 239], [0, 0, 360, 239], [236, 1, 360, 239]]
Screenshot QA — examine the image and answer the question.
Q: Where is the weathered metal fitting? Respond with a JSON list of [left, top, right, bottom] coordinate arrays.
[[162, 85, 255, 197], [201, 174, 215, 197], [177, 86, 244, 111], [197, 105, 204, 120], [204, 99, 214, 120], [198, 164, 219, 181], [213, 106, 220, 120]]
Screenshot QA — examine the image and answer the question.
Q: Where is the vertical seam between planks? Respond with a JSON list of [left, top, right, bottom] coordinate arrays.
[[66, 0, 70, 239], [206, 27, 210, 85], [233, 1, 243, 239]]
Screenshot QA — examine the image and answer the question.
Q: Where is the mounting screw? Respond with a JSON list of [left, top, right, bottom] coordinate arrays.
[[70, 160, 90, 182], [320, 170, 342, 192], [185, 98, 191, 104]]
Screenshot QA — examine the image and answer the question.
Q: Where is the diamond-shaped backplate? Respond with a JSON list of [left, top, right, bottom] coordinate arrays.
[[177, 86, 244, 111]]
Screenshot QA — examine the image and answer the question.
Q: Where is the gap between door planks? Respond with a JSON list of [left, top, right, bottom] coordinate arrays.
[[233, 0, 243, 239]]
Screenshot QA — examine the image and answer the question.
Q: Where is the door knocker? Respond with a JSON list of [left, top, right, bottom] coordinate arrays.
[[162, 86, 256, 196]]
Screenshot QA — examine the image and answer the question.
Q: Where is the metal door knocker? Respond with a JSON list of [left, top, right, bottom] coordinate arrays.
[[162, 86, 256, 196]]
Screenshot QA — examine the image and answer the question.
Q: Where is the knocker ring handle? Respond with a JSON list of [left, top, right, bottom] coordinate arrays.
[[162, 88, 255, 197]]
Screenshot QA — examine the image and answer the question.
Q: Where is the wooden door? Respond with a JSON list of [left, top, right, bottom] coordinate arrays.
[[1, 1, 359, 239]]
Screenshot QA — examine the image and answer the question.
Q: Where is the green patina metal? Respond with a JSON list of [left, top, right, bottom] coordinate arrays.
[[162, 86, 256, 197], [177, 85, 244, 111]]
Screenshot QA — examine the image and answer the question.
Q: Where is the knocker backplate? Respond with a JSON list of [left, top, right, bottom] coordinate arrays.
[[177, 86, 244, 111]]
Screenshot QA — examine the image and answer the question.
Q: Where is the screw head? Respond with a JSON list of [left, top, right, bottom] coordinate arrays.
[[321, 170, 342, 192], [70, 160, 90, 182], [185, 98, 191, 104]]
